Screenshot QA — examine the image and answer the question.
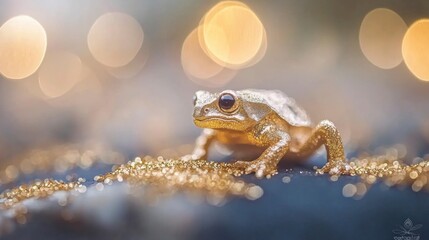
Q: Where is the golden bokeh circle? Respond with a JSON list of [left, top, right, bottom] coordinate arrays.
[[38, 51, 82, 98], [0, 15, 47, 80], [199, 3, 265, 68], [197, 1, 248, 51], [182, 28, 224, 79], [402, 19, 429, 81], [88, 12, 144, 68], [359, 8, 407, 69], [241, 28, 267, 69]]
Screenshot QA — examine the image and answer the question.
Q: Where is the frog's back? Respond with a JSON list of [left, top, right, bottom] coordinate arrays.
[[238, 89, 312, 127]]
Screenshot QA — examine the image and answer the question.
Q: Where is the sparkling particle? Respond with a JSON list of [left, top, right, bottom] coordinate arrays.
[[409, 171, 418, 179], [95, 183, 104, 192], [342, 184, 357, 197], [354, 183, 368, 197], [77, 185, 87, 193], [329, 175, 339, 182], [282, 176, 291, 183], [246, 185, 264, 200], [412, 180, 423, 192]]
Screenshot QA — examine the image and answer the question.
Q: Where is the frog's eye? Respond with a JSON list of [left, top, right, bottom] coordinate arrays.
[[193, 95, 197, 105], [218, 93, 238, 112]]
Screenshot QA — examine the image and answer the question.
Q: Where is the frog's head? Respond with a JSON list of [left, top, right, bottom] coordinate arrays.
[[192, 90, 269, 131]]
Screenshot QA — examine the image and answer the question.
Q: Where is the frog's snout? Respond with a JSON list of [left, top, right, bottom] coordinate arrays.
[[193, 106, 210, 120]]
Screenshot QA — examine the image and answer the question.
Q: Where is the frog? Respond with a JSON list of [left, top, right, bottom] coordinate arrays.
[[182, 89, 348, 178]]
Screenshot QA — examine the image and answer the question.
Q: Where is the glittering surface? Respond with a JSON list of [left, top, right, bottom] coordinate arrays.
[[2, 145, 429, 211], [0, 144, 124, 185], [1, 147, 429, 238], [0, 178, 83, 209], [95, 156, 264, 201], [336, 150, 429, 194]]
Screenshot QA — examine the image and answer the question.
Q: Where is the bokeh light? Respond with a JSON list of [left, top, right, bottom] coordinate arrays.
[[402, 19, 429, 81], [38, 51, 82, 98], [185, 65, 237, 88], [182, 28, 237, 88], [107, 48, 148, 79], [237, 27, 267, 69], [0, 15, 47, 80], [182, 28, 224, 78], [359, 8, 407, 69], [88, 12, 144, 68], [199, 2, 266, 69]]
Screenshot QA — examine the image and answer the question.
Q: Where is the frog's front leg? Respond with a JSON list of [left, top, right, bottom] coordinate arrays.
[[235, 131, 290, 178], [296, 120, 347, 174], [181, 129, 216, 161]]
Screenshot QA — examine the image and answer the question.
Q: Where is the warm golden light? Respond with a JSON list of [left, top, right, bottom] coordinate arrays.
[[182, 28, 236, 87], [197, 0, 248, 49], [186, 66, 237, 88], [402, 19, 429, 81], [359, 8, 407, 69], [0, 15, 47, 80], [199, 2, 265, 69], [107, 48, 148, 79], [88, 12, 144, 68], [38, 51, 82, 98], [182, 28, 224, 79]]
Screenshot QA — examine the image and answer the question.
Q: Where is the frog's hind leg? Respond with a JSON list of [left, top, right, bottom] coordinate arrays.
[[296, 120, 347, 174]]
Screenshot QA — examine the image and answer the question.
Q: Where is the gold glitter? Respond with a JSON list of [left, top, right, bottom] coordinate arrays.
[[409, 171, 418, 179], [0, 144, 124, 185], [95, 156, 263, 200], [0, 179, 83, 209], [317, 147, 429, 197], [3, 146, 429, 211]]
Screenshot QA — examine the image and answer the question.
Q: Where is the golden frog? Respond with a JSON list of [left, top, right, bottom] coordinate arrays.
[[183, 89, 347, 178]]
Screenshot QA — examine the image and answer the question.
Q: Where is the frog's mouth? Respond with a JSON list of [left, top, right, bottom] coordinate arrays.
[[194, 116, 238, 122], [194, 117, 239, 128]]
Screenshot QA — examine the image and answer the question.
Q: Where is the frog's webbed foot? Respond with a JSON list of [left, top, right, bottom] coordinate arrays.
[[317, 160, 351, 175], [248, 159, 278, 178], [233, 160, 278, 178], [233, 132, 290, 178]]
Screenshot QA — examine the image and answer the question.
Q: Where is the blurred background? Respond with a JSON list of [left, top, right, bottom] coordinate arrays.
[[1, 1, 429, 239], [0, 0, 429, 161]]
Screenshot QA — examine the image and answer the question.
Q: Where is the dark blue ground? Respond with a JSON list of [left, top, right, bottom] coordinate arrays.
[[1, 158, 428, 240]]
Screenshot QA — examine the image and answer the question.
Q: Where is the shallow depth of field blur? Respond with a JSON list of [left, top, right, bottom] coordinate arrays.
[[1, 0, 429, 165]]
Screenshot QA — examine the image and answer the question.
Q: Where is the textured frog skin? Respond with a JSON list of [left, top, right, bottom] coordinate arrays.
[[183, 89, 346, 178]]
